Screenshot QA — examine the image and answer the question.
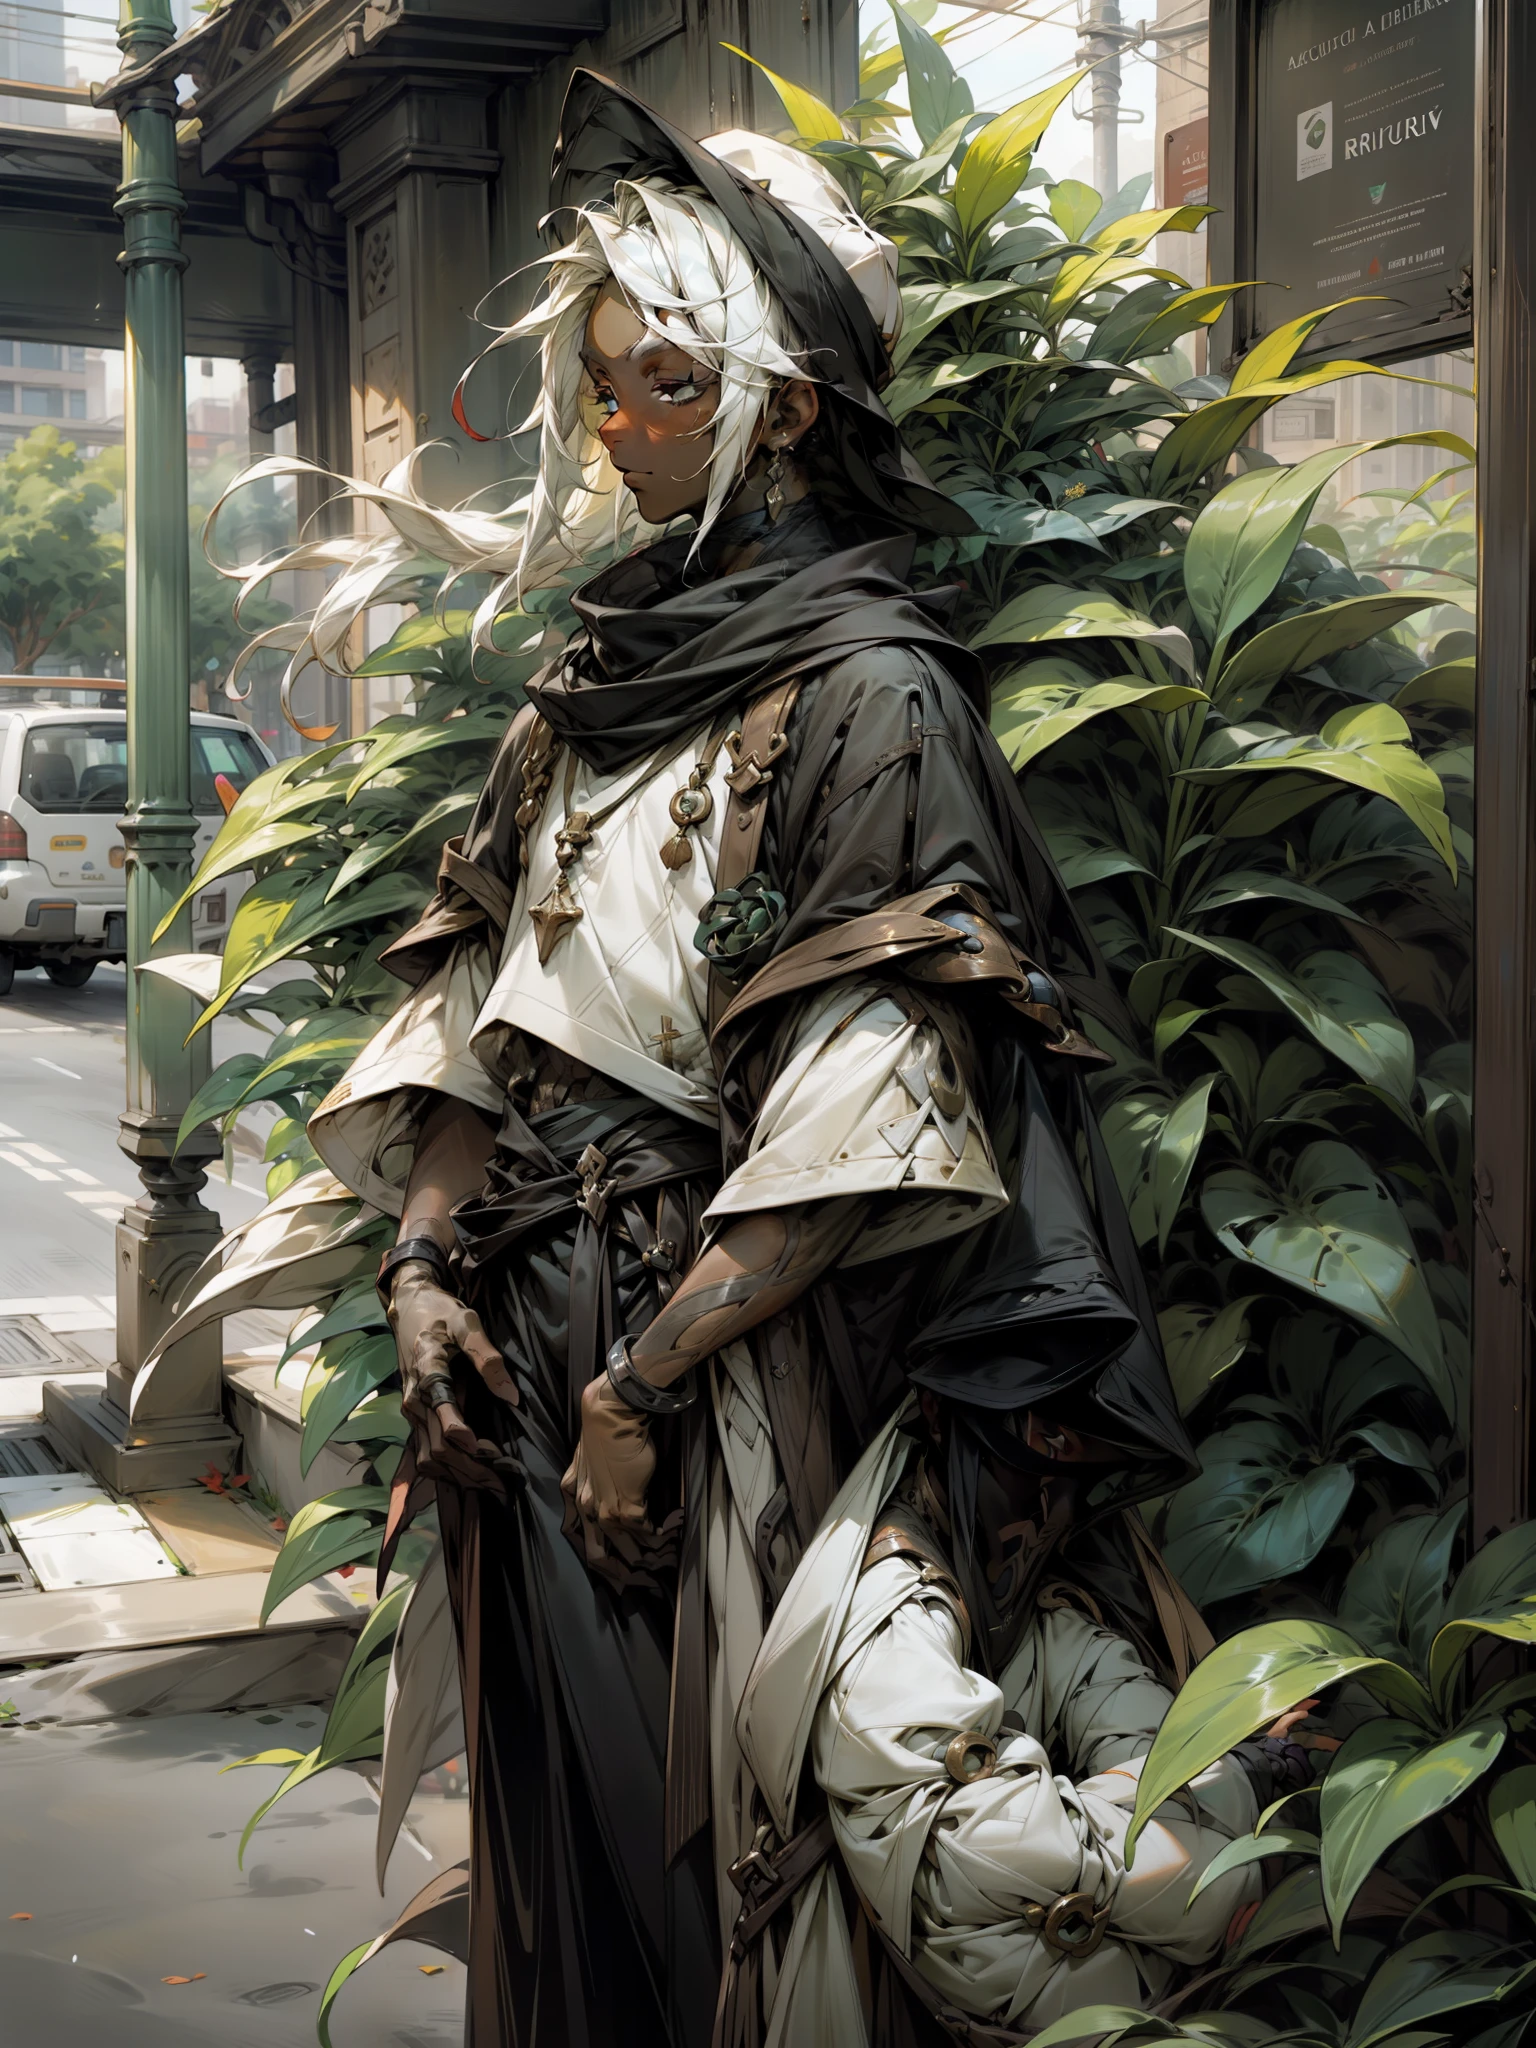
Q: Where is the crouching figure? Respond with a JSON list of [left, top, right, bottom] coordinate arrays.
[[728, 1388, 1325, 2045]]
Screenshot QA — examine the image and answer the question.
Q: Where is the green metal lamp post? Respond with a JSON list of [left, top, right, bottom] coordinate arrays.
[[44, 0, 238, 1490]]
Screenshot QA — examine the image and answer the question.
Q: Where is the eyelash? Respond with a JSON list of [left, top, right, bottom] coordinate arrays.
[[586, 374, 710, 413]]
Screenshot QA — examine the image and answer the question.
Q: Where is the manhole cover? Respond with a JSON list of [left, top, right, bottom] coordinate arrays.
[[0, 1317, 96, 1375], [238, 1983, 318, 2007]]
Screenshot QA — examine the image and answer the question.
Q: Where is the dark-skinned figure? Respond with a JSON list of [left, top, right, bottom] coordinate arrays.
[[156, 70, 1296, 2048]]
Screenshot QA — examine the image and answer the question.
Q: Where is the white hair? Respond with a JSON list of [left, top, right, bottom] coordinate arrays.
[[211, 174, 808, 720]]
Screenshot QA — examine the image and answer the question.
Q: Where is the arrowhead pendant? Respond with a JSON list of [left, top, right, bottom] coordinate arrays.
[[529, 878, 583, 964]]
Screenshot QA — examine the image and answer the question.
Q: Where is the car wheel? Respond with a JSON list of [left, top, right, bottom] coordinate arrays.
[[44, 958, 95, 988], [0, 949, 12, 998]]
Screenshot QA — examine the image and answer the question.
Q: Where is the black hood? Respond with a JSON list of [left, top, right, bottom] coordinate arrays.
[[548, 68, 974, 540]]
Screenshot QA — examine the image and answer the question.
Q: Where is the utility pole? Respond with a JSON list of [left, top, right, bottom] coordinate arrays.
[[45, 0, 237, 1491], [1079, 0, 1124, 202]]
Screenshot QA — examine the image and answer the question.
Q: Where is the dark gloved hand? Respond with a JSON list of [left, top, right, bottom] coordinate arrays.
[[388, 1262, 520, 1492]]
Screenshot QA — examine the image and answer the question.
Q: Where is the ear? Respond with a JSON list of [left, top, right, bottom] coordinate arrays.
[[768, 378, 820, 450]]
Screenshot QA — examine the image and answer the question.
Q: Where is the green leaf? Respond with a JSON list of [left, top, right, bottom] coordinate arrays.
[[352, 608, 472, 679], [330, 1389, 411, 1449], [1048, 179, 1100, 243], [259, 1483, 388, 1624], [952, 74, 1083, 236], [195, 871, 430, 1033], [888, 0, 972, 145], [1394, 660, 1475, 717], [1185, 867, 1368, 925], [1157, 1295, 1257, 1416], [299, 1333, 398, 1477], [1488, 1765, 1536, 1890], [1199, 1143, 1452, 1415], [1185, 433, 1474, 648], [1150, 1071, 1218, 1254], [1163, 1418, 1356, 1604], [1347, 1932, 1515, 2048], [344, 703, 506, 803], [1089, 205, 1210, 258], [1126, 1619, 1434, 1865], [991, 673, 1204, 771], [972, 584, 1197, 676], [720, 43, 846, 142], [1167, 932, 1414, 1103], [1216, 588, 1444, 703], [1186, 1823, 1320, 1905], [890, 279, 1018, 371], [281, 1282, 390, 1368], [882, 353, 1018, 422], [152, 819, 328, 942], [317, 1940, 377, 2048], [1320, 1717, 1506, 1939], [1148, 363, 1385, 499], [1338, 1505, 1463, 1672], [175, 1052, 264, 1153], [326, 789, 476, 900], [1429, 1521, 1536, 1711], [1230, 301, 1387, 391]]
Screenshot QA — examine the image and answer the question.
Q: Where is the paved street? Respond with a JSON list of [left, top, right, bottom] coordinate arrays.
[[0, 962, 468, 2044], [0, 961, 275, 1352]]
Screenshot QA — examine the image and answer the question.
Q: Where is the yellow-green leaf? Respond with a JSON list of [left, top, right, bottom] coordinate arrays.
[[991, 674, 1203, 771], [973, 584, 1197, 676], [951, 72, 1084, 236], [720, 44, 845, 142]]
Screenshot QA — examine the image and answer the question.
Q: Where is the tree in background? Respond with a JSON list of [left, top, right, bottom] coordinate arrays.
[[0, 426, 123, 673]]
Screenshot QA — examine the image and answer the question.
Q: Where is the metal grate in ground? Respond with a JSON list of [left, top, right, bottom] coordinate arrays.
[[0, 1316, 99, 1375], [0, 1425, 70, 1480]]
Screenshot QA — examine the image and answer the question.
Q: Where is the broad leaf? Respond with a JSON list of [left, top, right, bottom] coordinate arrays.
[[1185, 433, 1474, 647], [195, 871, 430, 1033], [887, 0, 972, 145], [1230, 299, 1386, 391], [1429, 1521, 1536, 1711], [883, 354, 1018, 421], [1089, 205, 1209, 259], [1347, 1931, 1515, 2048], [1126, 1619, 1433, 1864], [1199, 1143, 1452, 1414], [352, 608, 472, 678], [890, 278, 1018, 370], [344, 703, 506, 802], [326, 790, 476, 899], [1157, 1295, 1258, 1416], [175, 1053, 264, 1153], [299, 1333, 398, 1477], [153, 819, 326, 940], [1047, 179, 1100, 243], [1167, 931, 1414, 1103], [972, 584, 1197, 676], [1214, 596, 1442, 708], [1338, 1505, 1464, 1673], [952, 74, 1082, 235], [1163, 1417, 1355, 1604], [1186, 1823, 1320, 1906], [721, 44, 845, 142], [1150, 1072, 1218, 1254], [991, 673, 1204, 770], [1320, 1717, 1506, 1939], [260, 1484, 388, 1624], [1488, 1765, 1536, 1890]]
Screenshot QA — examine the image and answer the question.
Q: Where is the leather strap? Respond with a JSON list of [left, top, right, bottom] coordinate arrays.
[[707, 670, 805, 1040]]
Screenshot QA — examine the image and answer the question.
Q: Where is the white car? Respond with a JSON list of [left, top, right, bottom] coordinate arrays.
[[0, 704, 274, 995]]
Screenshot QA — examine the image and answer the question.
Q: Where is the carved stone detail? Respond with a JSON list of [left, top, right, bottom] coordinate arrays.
[[360, 209, 397, 313]]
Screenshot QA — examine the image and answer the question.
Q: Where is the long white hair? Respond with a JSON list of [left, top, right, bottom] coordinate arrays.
[[210, 173, 808, 720]]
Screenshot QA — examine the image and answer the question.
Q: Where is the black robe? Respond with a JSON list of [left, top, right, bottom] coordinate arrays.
[[382, 502, 1195, 2048]]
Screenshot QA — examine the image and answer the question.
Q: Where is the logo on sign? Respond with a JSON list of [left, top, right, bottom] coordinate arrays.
[[1369, 182, 1387, 205], [1297, 102, 1333, 181]]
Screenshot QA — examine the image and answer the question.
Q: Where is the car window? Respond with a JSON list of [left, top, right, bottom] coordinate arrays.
[[192, 727, 266, 813], [19, 722, 127, 812]]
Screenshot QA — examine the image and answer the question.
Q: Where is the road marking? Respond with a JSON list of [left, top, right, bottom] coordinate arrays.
[[0, 1150, 60, 1182], [62, 1169, 99, 1185], [0, 1121, 15, 1137], [13, 1144, 63, 1163], [34, 1059, 82, 1080], [67, 1190, 125, 1209], [230, 1179, 266, 1197]]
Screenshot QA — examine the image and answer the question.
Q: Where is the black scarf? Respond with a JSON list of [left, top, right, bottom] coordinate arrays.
[[525, 500, 975, 775]]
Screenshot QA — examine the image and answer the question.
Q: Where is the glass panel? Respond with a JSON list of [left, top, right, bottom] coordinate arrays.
[[19, 721, 126, 811], [19, 343, 60, 372], [190, 726, 266, 812]]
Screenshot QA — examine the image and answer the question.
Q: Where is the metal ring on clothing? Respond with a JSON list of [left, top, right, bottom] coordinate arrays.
[[943, 1729, 998, 1786], [605, 1333, 698, 1416], [1022, 1889, 1111, 1959], [417, 1373, 460, 1411]]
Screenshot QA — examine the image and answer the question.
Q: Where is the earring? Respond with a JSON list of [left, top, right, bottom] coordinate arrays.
[[765, 441, 788, 521]]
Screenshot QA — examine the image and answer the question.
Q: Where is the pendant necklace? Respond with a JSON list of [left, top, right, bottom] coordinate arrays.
[[527, 748, 661, 965], [659, 722, 730, 871]]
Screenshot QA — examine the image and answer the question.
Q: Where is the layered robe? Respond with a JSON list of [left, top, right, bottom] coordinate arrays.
[[171, 503, 1202, 2048]]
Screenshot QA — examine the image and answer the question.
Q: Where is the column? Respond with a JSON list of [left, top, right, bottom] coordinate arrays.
[[45, 0, 238, 1491]]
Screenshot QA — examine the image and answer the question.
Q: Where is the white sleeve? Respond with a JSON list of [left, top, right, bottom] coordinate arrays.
[[812, 1563, 1258, 2028], [307, 939, 502, 1214], [704, 982, 1006, 1263]]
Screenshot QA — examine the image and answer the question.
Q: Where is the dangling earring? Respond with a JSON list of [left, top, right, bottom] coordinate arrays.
[[765, 441, 788, 521]]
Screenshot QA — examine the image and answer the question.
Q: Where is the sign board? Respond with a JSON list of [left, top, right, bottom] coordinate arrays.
[[1165, 117, 1210, 208], [1252, 0, 1473, 357]]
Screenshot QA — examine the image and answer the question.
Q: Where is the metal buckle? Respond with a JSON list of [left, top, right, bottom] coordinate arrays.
[[1034, 1889, 1110, 1958], [723, 726, 789, 795], [726, 1821, 779, 1904], [574, 1142, 615, 1225], [943, 1729, 998, 1785]]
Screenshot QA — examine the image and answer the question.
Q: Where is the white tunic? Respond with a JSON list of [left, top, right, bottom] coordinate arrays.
[[308, 724, 1006, 1251]]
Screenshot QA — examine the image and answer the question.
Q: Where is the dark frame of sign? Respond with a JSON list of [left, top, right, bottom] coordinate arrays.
[[1209, 0, 1474, 370]]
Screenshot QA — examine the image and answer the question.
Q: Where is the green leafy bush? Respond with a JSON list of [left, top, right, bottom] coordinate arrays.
[[182, 9, 1522, 2035]]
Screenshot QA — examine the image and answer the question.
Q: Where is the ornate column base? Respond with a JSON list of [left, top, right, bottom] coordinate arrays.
[[43, 1111, 240, 1494]]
